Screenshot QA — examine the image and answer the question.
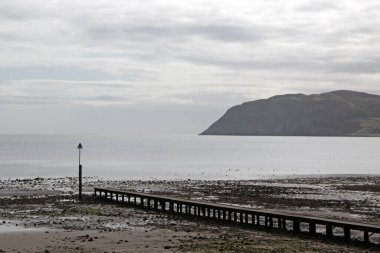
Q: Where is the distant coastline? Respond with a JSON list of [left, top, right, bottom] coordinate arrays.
[[201, 90, 380, 137], [201, 133, 380, 137]]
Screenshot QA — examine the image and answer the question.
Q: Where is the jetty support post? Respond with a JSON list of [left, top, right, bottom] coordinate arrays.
[[309, 222, 316, 235], [293, 219, 300, 233], [326, 224, 333, 238], [364, 231, 370, 244], [344, 226, 351, 242]]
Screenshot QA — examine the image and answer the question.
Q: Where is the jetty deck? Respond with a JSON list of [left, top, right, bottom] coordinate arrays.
[[94, 187, 380, 244]]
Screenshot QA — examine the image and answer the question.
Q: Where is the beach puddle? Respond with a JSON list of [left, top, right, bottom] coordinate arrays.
[[0, 220, 45, 233]]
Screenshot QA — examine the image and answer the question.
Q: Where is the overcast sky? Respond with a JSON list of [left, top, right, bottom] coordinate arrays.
[[1, 0, 380, 134]]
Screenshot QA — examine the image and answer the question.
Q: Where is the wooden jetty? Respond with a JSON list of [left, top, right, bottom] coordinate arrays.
[[94, 187, 380, 244]]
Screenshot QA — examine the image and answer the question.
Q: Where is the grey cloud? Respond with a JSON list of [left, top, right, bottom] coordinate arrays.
[[0, 94, 71, 105], [0, 66, 115, 82], [86, 23, 263, 43], [0, 6, 35, 21], [327, 59, 380, 74], [94, 95, 127, 102], [0, 93, 127, 105], [0, 2, 48, 21], [180, 53, 380, 74], [177, 54, 317, 71], [295, 1, 340, 12]]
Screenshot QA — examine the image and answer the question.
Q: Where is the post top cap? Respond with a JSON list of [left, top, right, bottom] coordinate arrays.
[[77, 143, 83, 149]]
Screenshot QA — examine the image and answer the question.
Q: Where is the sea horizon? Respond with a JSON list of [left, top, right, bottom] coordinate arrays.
[[1, 133, 379, 180]]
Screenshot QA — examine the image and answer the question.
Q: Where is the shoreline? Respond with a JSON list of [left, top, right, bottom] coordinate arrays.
[[1, 173, 380, 182], [1, 176, 380, 252]]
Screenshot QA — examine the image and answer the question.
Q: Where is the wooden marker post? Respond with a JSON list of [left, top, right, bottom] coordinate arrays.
[[77, 143, 83, 200]]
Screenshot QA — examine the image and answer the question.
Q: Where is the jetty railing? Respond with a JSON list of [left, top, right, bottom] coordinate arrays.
[[94, 187, 380, 244]]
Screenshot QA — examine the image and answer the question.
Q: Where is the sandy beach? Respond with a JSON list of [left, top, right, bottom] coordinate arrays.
[[1, 176, 380, 252]]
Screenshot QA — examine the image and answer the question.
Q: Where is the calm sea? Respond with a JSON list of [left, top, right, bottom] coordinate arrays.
[[0, 134, 379, 180]]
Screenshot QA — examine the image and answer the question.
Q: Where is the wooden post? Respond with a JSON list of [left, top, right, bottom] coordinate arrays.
[[283, 219, 287, 230], [77, 143, 83, 201], [364, 231, 369, 244], [309, 222, 316, 235], [344, 226, 350, 242], [326, 224, 333, 238], [293, 220, 300, 233]]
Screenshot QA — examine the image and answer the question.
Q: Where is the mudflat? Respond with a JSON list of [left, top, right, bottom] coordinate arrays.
[[0, 176, 379, 252]]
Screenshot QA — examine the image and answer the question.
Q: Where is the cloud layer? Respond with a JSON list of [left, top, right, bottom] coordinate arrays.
[[1, 0, 380, 132]]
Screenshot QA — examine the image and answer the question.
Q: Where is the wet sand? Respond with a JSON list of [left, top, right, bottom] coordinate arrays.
[[1, 176, 380, 252]]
